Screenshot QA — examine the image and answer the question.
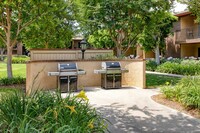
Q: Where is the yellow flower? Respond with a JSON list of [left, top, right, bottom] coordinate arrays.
[[76, 90, 89, 101], [53, 109, 58, 120], [88, 119, 94, 129], [165, 82, 170, 85], [65, 105, 77, 115]]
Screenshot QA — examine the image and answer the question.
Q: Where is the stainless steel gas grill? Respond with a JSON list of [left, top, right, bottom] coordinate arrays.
[[48, 62, 86, 92], [94, 61, 128, 89]]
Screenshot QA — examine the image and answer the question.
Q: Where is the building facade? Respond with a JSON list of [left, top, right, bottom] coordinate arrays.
[[174, 11, 200, 58]]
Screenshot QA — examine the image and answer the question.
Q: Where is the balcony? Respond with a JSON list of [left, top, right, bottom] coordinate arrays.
[[175, 26, 200, 44]]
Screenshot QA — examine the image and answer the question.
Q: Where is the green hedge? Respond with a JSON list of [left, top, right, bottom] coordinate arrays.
[[146, 60, 157, 71], [161, 76, 200, 109], [156, 60, 200, 75], [4, 55, 30, 64], [0, 77, 25, 85]]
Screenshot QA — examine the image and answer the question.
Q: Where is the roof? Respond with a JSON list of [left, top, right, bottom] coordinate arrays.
[[174, 11, 191, 17]]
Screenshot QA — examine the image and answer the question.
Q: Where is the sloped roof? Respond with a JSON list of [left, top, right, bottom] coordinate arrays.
[[174, 11, 191, 17]]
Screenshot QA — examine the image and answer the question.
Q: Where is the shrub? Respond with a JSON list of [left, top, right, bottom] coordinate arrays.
[[146, 60, 157, 71], [91, 53, 117, 60], [156, 60, 200, 75], [4, 55, 30, 64], [0, 90, 108, 132], [0, 77, 26, 85], [161, 76, 200, 109], [156, 62, 180, 74]]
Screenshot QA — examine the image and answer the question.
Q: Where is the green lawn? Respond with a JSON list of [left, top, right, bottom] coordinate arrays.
[[146, 73, 181, 88], [0, 62, 26, 78]]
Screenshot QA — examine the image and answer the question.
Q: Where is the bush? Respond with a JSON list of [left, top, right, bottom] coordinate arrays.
[[0, 77, 26, 85], [146, 60, 157, 71], [156, 62, 180, 74], [156, 60, 200, 75], [0, 90, 108, 132], [4, 55, 30, 64], [161, 76, 200, 109]]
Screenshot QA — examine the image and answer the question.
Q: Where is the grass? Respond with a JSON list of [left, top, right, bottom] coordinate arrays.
[[146, 73, 181, 88], [0, 62, 26, 78]]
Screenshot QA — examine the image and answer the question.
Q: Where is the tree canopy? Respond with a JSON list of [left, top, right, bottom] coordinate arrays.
[[0, 0, 78, 78], [179, 0, 200, 22], [138, 12, 177, 64], [80, 0, 175, 57]]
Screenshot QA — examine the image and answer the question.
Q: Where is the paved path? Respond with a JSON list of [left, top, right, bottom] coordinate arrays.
[[81, 87, 200, 133], [146, 71, 185, 78]]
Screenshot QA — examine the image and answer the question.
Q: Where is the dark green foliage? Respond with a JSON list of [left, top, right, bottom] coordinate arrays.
[[156, 60, 200, 75], [0, 91, 108, 132], [4, 56, 30, 64], [161, 76, 200, 109], [146, 60, 158, 71], [0, 77, 25, 85]]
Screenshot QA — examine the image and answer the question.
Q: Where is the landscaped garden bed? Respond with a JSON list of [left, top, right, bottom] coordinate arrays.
[[0, 90, 108, 132], [146, 59, 200, 75]]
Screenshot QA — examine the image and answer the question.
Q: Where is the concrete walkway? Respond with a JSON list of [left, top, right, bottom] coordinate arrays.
[[77, 87, 200, 133], [146, 71, 185, 78]]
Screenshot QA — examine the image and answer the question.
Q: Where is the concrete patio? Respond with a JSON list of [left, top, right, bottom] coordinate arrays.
[[63, 87, 200, 133]]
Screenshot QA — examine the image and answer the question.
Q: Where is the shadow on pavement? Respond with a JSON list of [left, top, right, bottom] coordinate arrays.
[[95, 103, 200, 133]]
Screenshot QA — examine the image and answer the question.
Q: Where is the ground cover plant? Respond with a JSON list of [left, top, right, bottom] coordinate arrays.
[[146, 73, 181, 88], [161, 76, 200, 109], [0, 90, 108, 132]]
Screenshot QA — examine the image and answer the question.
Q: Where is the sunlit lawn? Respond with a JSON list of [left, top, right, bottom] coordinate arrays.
[[0, 62, 26, 78], [146, 73, 181, 88]]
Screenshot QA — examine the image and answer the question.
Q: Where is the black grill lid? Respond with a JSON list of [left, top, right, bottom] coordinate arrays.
[[58, 63, 77, 71], [102, 62, 121, 69]]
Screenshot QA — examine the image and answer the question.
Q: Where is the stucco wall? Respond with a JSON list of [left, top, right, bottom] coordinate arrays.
[[26, 60, 146, 94], [181, 43, 200, 58], [181, 15, 197, 29]]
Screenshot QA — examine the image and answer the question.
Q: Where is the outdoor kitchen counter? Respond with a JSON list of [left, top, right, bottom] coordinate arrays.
[[26, 59, 146, 94]]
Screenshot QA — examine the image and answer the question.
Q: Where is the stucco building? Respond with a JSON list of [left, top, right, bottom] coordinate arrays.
[[174, 11, 200, 58]]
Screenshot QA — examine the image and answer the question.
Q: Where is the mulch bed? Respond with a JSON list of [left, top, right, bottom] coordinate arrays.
[[152, 94, 200, 119]]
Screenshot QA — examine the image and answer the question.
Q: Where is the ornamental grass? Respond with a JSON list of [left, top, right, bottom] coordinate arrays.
[[0, 90, 108, 132]]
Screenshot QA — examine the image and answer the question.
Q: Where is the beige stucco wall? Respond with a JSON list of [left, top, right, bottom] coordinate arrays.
[[181, 15, 197, 29], [26, 60, 146, 94], [181, 43, 200, 58]]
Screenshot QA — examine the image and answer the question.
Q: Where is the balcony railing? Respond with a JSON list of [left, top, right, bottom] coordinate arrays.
[[175, 26, 200, 43]]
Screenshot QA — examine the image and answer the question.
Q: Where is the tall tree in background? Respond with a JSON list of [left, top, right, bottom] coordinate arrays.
[[178, 0, 200, 22], [88, 30, 115, 49], [81, 0, 151, 57], [138, 12, 177, 64], [0, 0, 75, 78], [23, 1, 78, 49]]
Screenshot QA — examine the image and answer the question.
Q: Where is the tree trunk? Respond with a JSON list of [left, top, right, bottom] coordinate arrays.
[[0, 48, 5, 61], [116, 43, 122, 57], [7, 45, 13, 78], [155, 44, 160, 65]]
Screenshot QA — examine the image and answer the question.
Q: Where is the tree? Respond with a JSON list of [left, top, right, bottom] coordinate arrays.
[[0, 40, 5, 61], [0, 0, 72, 78], [138, 12, 177, 64], [178, 0, 200, 22], [80, 0, 175, 57], [22, 1, 79, 49], [81, 0, 153, 57], [88, 30, 115, 49]]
